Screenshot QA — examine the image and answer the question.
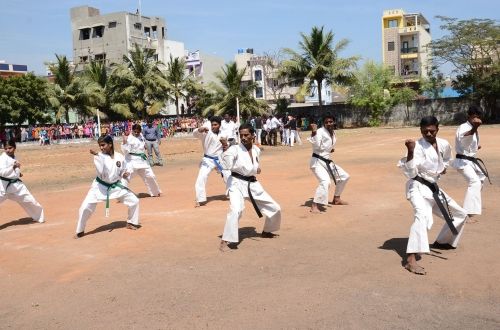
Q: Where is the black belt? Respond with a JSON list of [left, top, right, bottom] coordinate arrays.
[[230, 172, 263, 218], [312, 153, 338, 185], [0, 176, 22, 189], [456, 154, 491, 184], [412, 176, 459, 235], [146, 139, 157, 142]]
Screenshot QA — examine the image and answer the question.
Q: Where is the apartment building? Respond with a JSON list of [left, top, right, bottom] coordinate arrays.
[[0, 61, 28, 79], [382, 9, 431, 85], [70, 5, 166, 69]]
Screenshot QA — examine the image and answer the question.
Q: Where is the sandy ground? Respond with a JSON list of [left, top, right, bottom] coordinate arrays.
[[1, 125, 499, 329]]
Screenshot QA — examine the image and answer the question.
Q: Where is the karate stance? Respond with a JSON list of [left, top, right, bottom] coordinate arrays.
[[121, 124, 162, 197], [219, 124, 281, 251], [193, 116, 229, 207], [309, 114, 349, 213], [451, 106, 490, 220], [75, 135, 140, 238], [0, 140, 44, 223], [399, 116, 468, 275]]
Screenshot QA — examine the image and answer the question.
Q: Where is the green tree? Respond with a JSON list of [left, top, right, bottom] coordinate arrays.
[[109, 44, 169, 119], [420, 64, 446, 99], [429, 16, 500, 119], [47, 54, 81, 123], [349, 61, 397, 126], [164, 55, 195, 116], [0, 74, 54, 126], [202, 62, 267, 118], [280, 26, 358, 110]]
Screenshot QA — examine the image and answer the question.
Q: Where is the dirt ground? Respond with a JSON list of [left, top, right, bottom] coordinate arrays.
[[1, 125, 499, 329]]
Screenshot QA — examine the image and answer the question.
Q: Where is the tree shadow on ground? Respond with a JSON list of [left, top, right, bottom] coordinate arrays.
[[84, 220, 133, 237], [218, 226, 261, 250], [0, 217, 34, 231], [379, 237, 409, 266]]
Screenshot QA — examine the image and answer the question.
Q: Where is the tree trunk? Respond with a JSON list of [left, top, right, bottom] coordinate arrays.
[[65, 108, 70, 124], [317, 80, 323, 109], [175, 97, 179, 116]]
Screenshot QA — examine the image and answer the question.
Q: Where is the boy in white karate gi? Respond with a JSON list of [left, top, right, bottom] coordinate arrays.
[[121, 124, 162, 197], [219, 124, 281, 251], [399, 116, 468, 275], [0, 140, 45, 223], [309, 114, 349, 213], [451, 106, 489, 220], [75, 135, 140, 238], [193, 116, 229, 207]]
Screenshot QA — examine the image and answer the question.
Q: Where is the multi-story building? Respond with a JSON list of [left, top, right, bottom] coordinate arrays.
[[382, 9, 431, 86], [0, 61, 28, 79], [70, 5, 166, 69]]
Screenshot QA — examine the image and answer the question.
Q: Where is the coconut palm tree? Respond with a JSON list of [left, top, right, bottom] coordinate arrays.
[[202, 62, 267, 118], [280, 26, 358, 110], [164, 55, 194, 116], [109, 44, 169, 119], [47, 54, 80, 123]]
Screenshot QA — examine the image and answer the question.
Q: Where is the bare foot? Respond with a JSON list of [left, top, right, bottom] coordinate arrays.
[[219, 240, 229, 252], [310, 202, 321, 213], [404, 263, 426, 275], [126, 223, 140, 230], [331, 198, 348, 205]]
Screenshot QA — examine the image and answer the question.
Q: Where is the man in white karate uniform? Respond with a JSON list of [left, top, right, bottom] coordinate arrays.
[[309, 114, 349, 213], [0, 140, 45, 223], [193, 116, 229, 207], [121, 124, 162, 197], [220, 114, 237, 145], [399, 116, 468, 275], [219, 124, 281, 251], [451, 106, 489, 220]]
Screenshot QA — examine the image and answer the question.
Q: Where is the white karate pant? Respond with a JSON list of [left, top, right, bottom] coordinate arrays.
[[130, 168, 161, 197], [0, 183, 44, 222], [406, 182, 467, 254], [222, 181, 281, 243], [76, 189, 139, 234], [256, 129, 262, 145], [289, 130, 296, 147], [457, 163, 485, 215], [283, 128, 290, 145], [311, 162, 350, 205], [195, 158, 228, 203]]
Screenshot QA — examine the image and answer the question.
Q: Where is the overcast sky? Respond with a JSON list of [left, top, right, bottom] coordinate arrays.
[[0, 0, 497, 75]]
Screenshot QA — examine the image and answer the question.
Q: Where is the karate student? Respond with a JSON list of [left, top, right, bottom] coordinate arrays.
[[220, 114, 237, 145], [399, 116, 468, 275], [121, 124, 162, 197], [75, 135, 140, 238], [309, 114, 349, 213], [219, 124, 281, 251], [451, 106, 490, 220], [193, 116, 229, 207], [0, 140, 45, 223]]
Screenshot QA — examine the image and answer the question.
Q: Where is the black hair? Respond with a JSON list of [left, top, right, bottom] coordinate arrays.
[[132, 124, 142, 132], [5, 139, 16, 149], [467, 105, 483, 117], [210, 116, 222, 125], [239, 123, 255, 134], [97, 135, 114, 156], [322, 112, 336, 122], [419, 116, 439, 128]]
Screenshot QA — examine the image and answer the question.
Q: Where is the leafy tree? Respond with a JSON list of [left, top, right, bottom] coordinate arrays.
[[429, 16, 500, 119], [420, 64, 446, 99], [202, 62, 267, 118], [0, 74, 53, 125], [109, 44, 169, 119], [349, 61, 397, 126], [280, 26, 358, 110], [393, 85, 418, 124], [47, 54, 80, 123], [164, 55, 196, 116]]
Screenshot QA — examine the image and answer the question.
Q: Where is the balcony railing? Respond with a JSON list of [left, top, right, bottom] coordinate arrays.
[[401, 47, 418, 54]]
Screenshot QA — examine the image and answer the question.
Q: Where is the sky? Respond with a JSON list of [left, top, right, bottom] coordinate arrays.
[[0, 0, 498, 75]]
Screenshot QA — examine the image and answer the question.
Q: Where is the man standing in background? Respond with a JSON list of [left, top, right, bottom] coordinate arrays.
[[143, 120, 163, 166]]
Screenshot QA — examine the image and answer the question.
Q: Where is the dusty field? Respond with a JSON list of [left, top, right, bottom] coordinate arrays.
[[1, 125, 499, 329]]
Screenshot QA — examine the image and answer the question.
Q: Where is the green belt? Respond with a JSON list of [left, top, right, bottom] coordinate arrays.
[[130, 152, 147, 161], [0, 176, 22, 190], [95, 176, 130, 217]]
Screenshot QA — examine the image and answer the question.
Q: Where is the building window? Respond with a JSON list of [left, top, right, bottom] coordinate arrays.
[[388, 19, 398, 28], [79, 28, 91, 40], [134, 22, 142, 30], [94, 53, 106, 62], [109, 21, 117, 28], [144, 27, 151, 37], [254, 70, 262, 81], [255, 87, 263, 99], [79, 56, 88, 63], [92, 26, 104, 38], [388, 41, 395, 51]]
